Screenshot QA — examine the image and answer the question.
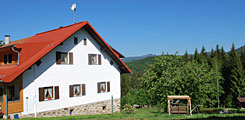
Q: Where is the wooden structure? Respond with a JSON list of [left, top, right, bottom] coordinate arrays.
[[237, 97, 245, 108], [0, 75, 23, 115], [168, 96, 191, 115]]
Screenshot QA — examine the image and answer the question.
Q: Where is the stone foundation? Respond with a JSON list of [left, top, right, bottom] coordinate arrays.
[[18, 98, 120, 118]]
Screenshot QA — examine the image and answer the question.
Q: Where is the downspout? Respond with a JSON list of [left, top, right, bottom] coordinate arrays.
[[5, 87, 8, 117], [11, 46, 20, 65]]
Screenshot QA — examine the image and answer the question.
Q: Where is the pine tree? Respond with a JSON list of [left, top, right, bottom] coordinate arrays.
[[241, 50, 245, 69], [225, 43, 239, 107], [215, 44, 220, 59], [219, 46, 228, 107], [210, 48, 215, 58], [220, 47, 226, 61], [183, 50, 189, 62], [230, 54, 245, 99], [194, 48, 199, 61], [200, 46, 209, 62], [121, 74, 131, 96]]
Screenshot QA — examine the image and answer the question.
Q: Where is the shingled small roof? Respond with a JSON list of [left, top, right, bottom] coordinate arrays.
[[0, 21, 131, 83], [237, 97, 245, 102]]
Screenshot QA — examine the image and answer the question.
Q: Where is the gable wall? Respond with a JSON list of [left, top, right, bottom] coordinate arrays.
[[22, 28, 121, 115]]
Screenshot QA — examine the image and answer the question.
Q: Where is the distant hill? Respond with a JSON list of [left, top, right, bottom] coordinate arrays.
[[125, 56, 155, 73], [124, 45, 245, 73], [236, 45, 245, 54], [122, 54, 155, 63]]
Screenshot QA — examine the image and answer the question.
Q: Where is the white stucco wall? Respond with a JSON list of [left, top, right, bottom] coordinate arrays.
[[22, 28, 121, 115]]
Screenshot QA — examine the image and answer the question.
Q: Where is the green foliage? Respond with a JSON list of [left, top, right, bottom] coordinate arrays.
[[121, 74, 131, 97], [123, 104, 136, 114], [140, 53, 224, 108], [126, 56, 155, 73], [121, 44, 244, 109], [121, 88, 149, 107], [0, 40, 3, 47]]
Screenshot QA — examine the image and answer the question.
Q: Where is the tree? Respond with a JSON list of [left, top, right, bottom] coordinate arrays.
[[121, 74, 131, 97], [224, 43, 242, 107], [241, 50, 245, 69], [200, 46, 209, 63], [183, 50, 189, 62], [194, 48, 199, 61], [230, 54, 245, 98], [210, 48, 215, 58], [140, 53, 223, 108], [215, 44, 220, 59], [131, 71, 141, 89], [0, 40, 3, 47]]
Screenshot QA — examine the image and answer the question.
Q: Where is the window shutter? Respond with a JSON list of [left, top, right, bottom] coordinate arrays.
[[39, 87, 44, 101], [69, 52, 73, 64], [56, 52, 61, 64], [55, 86, 59, 99], [97, 83, 101, 93], [88, 54, 92, 65], [98, 54, 101, 65], [82, 84, 86, 96], [69, 85, 74, 97], [107, 82, 110, 92]]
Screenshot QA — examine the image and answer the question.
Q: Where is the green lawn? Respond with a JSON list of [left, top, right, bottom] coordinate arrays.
[[21, 108, 245, 120]]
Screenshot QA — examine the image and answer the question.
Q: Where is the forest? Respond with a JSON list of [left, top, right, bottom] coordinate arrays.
[[121, 44, 245, 110]]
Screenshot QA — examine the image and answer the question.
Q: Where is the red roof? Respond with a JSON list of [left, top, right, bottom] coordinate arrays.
[[237, 97, 245, 102], [0, 21, 131, 83]]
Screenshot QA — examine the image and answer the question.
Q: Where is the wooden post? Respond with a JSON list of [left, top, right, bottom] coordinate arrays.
[[187, 99, 189, 114], [168, 100, 170, 115], [189, 99, 192, 116]]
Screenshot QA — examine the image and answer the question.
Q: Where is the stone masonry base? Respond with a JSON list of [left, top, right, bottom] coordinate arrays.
[[9, 98, 120, 119]]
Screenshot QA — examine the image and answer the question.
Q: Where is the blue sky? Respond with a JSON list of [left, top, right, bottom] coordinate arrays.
[[0, 0, 244, 57]]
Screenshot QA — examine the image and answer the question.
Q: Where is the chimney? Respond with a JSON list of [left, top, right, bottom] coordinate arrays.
[[4, 35, 10, 45]]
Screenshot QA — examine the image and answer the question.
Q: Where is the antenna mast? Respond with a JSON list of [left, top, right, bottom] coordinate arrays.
[[71, 3, 77, 24]]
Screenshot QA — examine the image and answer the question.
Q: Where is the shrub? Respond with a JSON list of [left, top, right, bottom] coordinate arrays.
[[121, 88, 149, 107], [123, 104, 136, 114]]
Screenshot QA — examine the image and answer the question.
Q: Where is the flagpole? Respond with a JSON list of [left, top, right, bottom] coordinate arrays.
[[74, 9, 76, 24], [71, 3, 77, 24]]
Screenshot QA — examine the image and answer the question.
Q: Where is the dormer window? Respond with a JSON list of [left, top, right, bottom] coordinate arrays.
[[8, 54, 12, 64], [3, 54, 12, 64], [4, 55, 7, 64]]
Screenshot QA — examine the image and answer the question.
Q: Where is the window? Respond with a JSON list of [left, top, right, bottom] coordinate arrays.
[[84, 38, 87, 46], [44, 87, 53, 100], [97, 82, 110, 93], [74, 37, 78, 45], [7, 84, 20, 101], [69, 84, 86, 97], [8, 54, 12, 63], [56, 52, 73, 65], [39, 86, 59, 101], [88, 54, 101, 65], [60, 53, 68, 64], [0, 87, 3, 102], [4, 55, 7, 64], [3, 54, 13, 64]]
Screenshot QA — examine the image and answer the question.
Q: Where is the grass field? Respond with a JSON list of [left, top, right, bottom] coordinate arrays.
[[21, 108, 245, 120]]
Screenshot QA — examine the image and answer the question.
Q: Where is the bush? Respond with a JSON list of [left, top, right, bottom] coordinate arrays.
[[123, 104, 136, 114], [121, 88, 149, 107]]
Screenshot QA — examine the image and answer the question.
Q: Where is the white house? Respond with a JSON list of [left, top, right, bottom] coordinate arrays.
[[0, 21, 131, 118]]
